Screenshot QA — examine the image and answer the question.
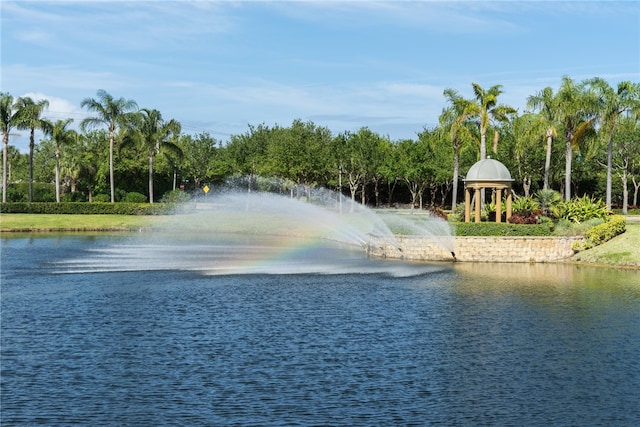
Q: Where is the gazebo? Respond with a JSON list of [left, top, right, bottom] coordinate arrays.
[[463, 158, 514, 223]]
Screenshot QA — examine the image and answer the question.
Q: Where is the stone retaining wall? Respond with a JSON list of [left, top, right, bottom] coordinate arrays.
[[370, 235, 585, 263]]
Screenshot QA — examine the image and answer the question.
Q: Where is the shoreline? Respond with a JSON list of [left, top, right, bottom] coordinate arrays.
[[2, 215, 639, 269]]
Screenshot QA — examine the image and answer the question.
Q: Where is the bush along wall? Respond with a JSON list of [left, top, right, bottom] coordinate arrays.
[[0, 202, 174, 215], [572, 215, 626, 251], [453, 222, 554, 237]]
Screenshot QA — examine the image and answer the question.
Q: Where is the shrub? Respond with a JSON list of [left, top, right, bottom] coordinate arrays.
[[512, 196, 540, 215], [161, 189, 192, 204], [428, 207, 448, 221], [6, 187, 26, 202], [454, 222, 553, 236], [507, 213, 540, 224], [556, 195, 608, 223], [553, 218, 604, 236], [5, 183, 55, 202], [124, 192, 148, 203], [0, 202, 173, 215], [574, 215, 626, 251], [61, 192, 87, 202], [535, 189, 563, 217], [452, 203, 466, 222], [93, 194, 110, 203]]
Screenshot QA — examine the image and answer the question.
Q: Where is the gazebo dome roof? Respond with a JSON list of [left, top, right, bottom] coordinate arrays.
[[464, 158, 513, 182]]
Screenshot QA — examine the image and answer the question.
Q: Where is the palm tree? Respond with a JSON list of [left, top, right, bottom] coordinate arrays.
[[468, 83, 517, 160], [555, 76, 599, 200], [440, 88, 476, 211], [585, 78, 640, 209], [14, 96, 50, 201], [131, 109, 181, 203], [81, 90, 138, 203], [0, 92, 20, 202], [60, 133, 84, 197], [46, 119, 77, 202], [527, 87, 560, 190]]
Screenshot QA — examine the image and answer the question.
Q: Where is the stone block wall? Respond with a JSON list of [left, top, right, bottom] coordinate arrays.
[[370, 235, 585, 263]]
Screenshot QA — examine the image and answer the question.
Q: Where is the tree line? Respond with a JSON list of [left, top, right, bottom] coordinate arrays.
[[1, 75, 639, 212]]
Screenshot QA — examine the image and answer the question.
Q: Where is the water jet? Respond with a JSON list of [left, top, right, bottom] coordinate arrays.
[[57, 182, 455, 275]]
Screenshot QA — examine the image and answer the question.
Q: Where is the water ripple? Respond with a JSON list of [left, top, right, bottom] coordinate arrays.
[[2, 236, 639, 425]]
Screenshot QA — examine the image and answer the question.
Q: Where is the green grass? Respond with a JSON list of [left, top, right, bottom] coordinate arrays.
[[0, 213, 162, 231], [571, 222, 640, 268]]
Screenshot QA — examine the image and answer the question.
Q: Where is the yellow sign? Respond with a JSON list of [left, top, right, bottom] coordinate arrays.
[[203, 185, 209, 194]]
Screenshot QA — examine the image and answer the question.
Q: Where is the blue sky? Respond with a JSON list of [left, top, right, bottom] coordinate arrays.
[[2, 0, 639, 152]]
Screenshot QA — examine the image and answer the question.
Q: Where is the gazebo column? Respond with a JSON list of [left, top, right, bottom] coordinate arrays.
[[474, 188, 481, 223], [464, 187, 471, 222], [506, 191, 512, 221], [495, 188, 502, 223]]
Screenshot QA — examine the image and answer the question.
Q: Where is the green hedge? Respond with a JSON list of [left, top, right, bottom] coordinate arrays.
[[0, 202, 173, 215], [575, 215, 627, 251], [453, 222, 554, 236]]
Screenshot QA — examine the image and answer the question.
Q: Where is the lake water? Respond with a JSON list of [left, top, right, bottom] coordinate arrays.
[[1, 234, 639, 426]]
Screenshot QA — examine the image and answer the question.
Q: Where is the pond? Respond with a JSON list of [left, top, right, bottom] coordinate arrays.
[[1, 234, 639, 425]]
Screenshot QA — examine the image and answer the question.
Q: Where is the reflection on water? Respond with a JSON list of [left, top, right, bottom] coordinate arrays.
[[1, 235, 639, 425]]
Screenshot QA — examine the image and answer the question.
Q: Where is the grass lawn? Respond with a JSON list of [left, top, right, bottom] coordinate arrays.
[[571, 222, 640, 268], [0, 213, 164, 231]]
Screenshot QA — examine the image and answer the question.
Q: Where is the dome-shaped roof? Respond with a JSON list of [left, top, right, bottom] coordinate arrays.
[[464, 158, 513, 182]]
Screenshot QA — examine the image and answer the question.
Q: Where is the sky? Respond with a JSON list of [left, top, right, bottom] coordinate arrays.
[[1, 0, 639, 152]]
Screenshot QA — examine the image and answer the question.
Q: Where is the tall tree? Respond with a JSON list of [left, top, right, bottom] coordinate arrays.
[[266, 119, 332, 198], [441, 88, 476, 210], [46, 119, 76, 202], [333, 127, 381, 205], [526, 86, 561, 190], [60, 132, 85, 198], [555, 76, 599, 200], [331, 132, 360, 203], [130, 109, 181, 203], [14, 96, 50, 201], [468, 83, 517, 160], [586, 78, 640, 209], [226, 124, 272, 192], [612, 114, 640, 213], [418, 127, 454, 207], [78, 130, 109, 202], [0, 93, 20, 202], [179, 132, 221, 190], [81, 89, 138, 202], [396, 136, 434, 210], [510, 115, 545, 196]]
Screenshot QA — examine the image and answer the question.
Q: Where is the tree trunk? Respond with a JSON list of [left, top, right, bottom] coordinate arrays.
[[451, 141, 460, 211], [29, 128, 34, 202], [429, 181, 437, 208], [632, 176, 639, 207], [565, 139, 572, 201], [109, 129, 115, 203], [387, 179, 397, 206], [480, 125, 487, 160], [543, 131, 553, 190], [606, 135, 613, 210], [373, 179, 380, 207], [148, 151, 154, 204], [621, 170, 628, 215], [173, 168, 177, 191], [2, 133, 8, 203], [55, 148, 61, 203], [523, 176, 531, 197]]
